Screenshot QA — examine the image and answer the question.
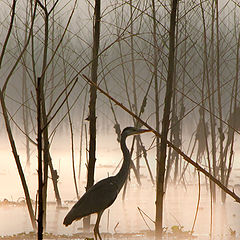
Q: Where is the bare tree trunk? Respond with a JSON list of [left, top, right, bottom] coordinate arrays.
[[22, 2, 30, 169], [37, 77, 43, 240], [66, 83, 79, 200], [214, 0, 224, 203], [200, 0, 216, 202], [0, 0, 36, 231], [78, 87, 88, 184], [0, 89, 36, 231], [46, 159, 61, 207], [129, 0, 140, 177], [209, 1, 217, 202], [0, 0, 16, 68], [155, 0, 178, 237], [172, 8, 179, 184], [223, 23, 240, 202], [152, 0, 160, 191], [47, 3, 62, 207], [40, 11, 50, 229], [62, 49, 79, 200], [37, 0, 63, 223], [84, 0, 101, 231]]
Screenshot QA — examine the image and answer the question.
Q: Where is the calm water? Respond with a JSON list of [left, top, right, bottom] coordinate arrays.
[[0, 133, 240, 239], [1, 174, 240, 239]]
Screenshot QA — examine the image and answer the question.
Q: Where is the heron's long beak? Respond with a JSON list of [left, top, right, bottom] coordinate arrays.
[[137, 128, 152, 134]]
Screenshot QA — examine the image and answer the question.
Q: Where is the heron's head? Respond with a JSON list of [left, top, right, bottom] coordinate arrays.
[[122, 126, 151, 137]]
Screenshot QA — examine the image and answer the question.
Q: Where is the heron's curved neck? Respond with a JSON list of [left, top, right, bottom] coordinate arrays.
[[115, 134, 131, 190]]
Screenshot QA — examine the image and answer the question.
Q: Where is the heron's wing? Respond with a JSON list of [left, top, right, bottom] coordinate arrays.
[[70, 177, 118, 220]]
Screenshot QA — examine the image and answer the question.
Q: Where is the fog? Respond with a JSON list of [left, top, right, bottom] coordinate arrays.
[[1, 130, 240, 239], [0, 0, 240, 239]]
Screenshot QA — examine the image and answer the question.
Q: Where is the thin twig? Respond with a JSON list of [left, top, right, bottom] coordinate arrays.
[[137, 206, 155, 230], [191, 171, 201, 234], [0, 0, 17, 68]]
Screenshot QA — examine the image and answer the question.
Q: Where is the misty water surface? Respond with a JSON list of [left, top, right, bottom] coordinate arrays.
[[0, 133, 240, 239]]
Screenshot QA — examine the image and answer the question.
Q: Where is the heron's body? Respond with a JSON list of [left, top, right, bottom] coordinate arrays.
[[63, 127, 150, 239], [63, 176, 119, 225]]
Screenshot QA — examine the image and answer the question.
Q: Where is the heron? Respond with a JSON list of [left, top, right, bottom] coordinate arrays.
[[63, 126, 151, 240]]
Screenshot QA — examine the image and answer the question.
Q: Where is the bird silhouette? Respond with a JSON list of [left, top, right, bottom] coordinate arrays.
[[63, 127, 151, 239]]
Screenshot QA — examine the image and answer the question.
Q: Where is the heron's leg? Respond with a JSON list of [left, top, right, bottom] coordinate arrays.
[[94, 210, 104, 240]]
